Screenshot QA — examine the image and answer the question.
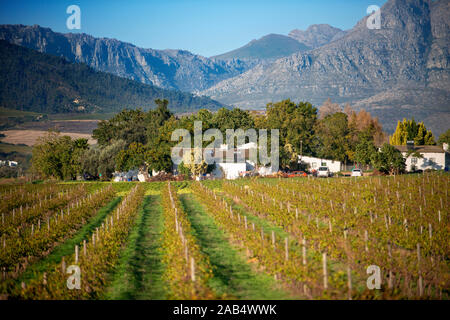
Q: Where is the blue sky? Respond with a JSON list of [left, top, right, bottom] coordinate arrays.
[[0, 0, 387, 57]]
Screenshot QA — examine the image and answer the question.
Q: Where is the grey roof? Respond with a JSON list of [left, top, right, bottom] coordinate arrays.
[[394, 145, 445, 153]]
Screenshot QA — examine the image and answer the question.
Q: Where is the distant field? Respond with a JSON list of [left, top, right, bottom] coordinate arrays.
[[12, 120, 99, 134], [0, 130, 95, 146], [0, 108, 99, 146], [0, 141, 32, 154], [0, 107, 43, 117], [47, 113, 116, 121]]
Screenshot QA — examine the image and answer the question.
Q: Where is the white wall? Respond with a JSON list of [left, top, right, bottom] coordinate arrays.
[[403, 152, 446, 171], [216, 162, 247, 180], [299, 156, 342, 173]]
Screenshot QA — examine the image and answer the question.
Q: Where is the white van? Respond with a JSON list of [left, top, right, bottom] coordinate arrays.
[[317, 166, 331, 177]]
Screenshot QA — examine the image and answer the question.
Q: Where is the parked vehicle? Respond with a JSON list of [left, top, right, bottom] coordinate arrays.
[[317, 166, 331, 177], [351, 168, 362, 177], [287, 171, 307, 178]]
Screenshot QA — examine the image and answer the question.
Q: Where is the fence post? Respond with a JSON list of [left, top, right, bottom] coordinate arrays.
[[285, 238, 289, 261], [190, 257, 196, 282], [347, 266, 352, 300], [417, 243, 423, 297], [428, 223, 432, 240], [388, 243, 393, 289], [302, 238, 307, 266], [364, 230, 368, 252], [271, 231, 275, 248], [323, 252, 328, 290]]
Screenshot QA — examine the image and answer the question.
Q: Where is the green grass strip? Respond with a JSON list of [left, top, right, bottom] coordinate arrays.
[[180, 193, 293, 300], [17, 196, 122, 283], [105, 195, 166, 300]]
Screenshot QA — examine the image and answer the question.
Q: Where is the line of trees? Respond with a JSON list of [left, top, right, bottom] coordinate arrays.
[[30, 98, 448, 180]]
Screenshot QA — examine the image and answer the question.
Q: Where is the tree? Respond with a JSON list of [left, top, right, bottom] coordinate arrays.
[[93, 108, 147, 146], [390, 119, 436, 145], [212, 107, 255, 134], [314, 112, 351, 162], [262, 99, 317, 157], [345, 105, 386, 146], [318, 98, 342, 119], [146, 117, 179, 173], [354, 139, 377, 169], [177, 161, 191, 179], [371, 143, 405, 175], [280, 143, 299, 170], [115, 142, 148, 172], [182, 148, 208, 177], [32, 131, 88, 180], [438, 129, 450, 146], [81, 139, 127, 180], [146, 99, 173, 145]]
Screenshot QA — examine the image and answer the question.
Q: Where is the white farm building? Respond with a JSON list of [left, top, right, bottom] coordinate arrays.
[[394, 145, 447, 172], [298, 155, 342, 173]]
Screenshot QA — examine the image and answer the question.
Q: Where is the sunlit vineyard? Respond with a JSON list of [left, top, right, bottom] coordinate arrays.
[[0, 173, 448, 300]]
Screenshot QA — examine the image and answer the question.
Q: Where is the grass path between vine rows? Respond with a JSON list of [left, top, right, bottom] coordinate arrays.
[[105, 195, 166, 300], [17, 196, 122, 284], [179, 193, 293, 300]]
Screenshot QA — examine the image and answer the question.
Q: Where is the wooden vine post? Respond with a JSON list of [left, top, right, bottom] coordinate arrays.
[[322, 252, 328, 291]]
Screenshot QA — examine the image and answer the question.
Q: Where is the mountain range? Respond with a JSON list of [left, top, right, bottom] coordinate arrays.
[[0, 21, 348, 92], [0, 24, 255, 93], [0, 0, 448, 135], [0, 40, 224, 114], [202, 0, 450, 135]]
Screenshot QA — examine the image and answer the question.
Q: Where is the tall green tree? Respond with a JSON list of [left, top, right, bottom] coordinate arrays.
[[115, 142, 149, 172], [81, 139, 127, 180], [213, 108, 255, 134], [146, 99, 173, 145], [262, 99, 317, 157], [390, 119, 436, 145], [354, 139, 377, 168], [438, 129, 450, 146], [314, 112, 351, 162], [371, 143, 405, 175], [93, 108, 147, 146], [32, 132, 88, 180]]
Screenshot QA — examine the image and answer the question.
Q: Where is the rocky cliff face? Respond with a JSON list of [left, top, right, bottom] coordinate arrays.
[[0, 24, 253, 93], [288, 24, 347, 48], [201, 0, 449, 135]]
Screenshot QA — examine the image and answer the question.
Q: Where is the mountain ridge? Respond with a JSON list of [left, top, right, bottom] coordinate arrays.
[[0, 40, 225, 114], [0, 24, 256, 93], [201, 0, 450, 135]]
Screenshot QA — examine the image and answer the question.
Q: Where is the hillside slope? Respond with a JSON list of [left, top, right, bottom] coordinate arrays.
[[0, 24, 254, 93], [0, 40, 224, 114]]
